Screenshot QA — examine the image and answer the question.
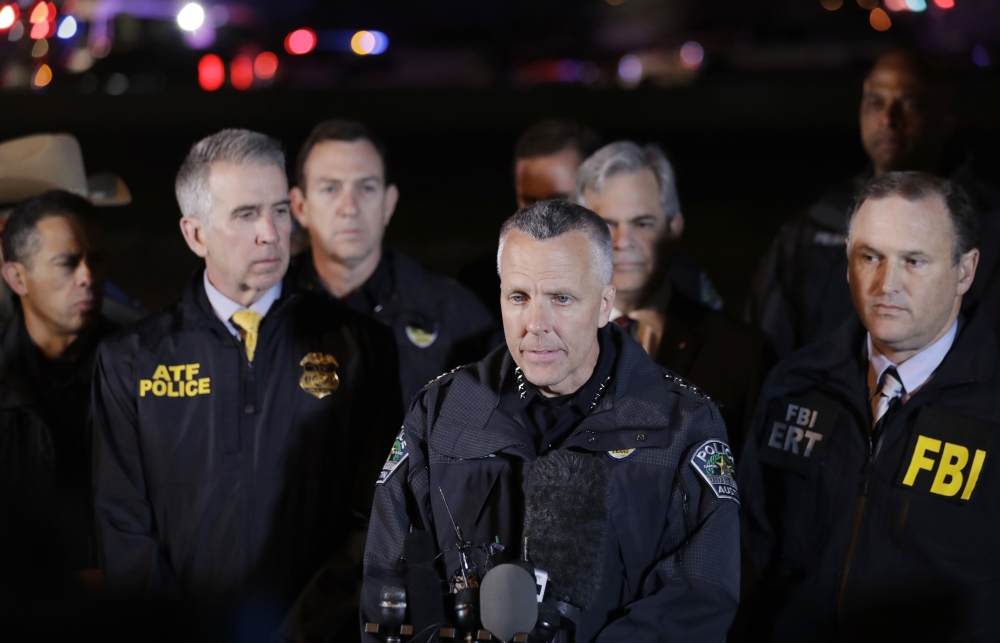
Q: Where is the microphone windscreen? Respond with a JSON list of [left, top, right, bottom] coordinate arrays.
[[523, 450, 610, 610], [404, 531, 445, 632], [480, 564, 539, 643], [378, 585, 407, 628]]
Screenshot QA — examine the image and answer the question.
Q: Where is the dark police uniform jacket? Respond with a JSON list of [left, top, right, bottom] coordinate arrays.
[[0, 312, 115, 570], [293, 249, 499, 406], [738, 311, 1000, 641], [746, 163, 1000, 360], [92, 270, 402, 604], [361, 325, 740, 642]]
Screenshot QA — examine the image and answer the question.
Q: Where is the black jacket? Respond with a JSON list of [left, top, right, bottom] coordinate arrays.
[[746, 164, 1000, 359], [738, 310, 1000, 641], [292, 249, 499, 406], [92, 270, 402, 604], [0, 312, 115, 570], [361, 325, 740, 642], [651, 287, 771, 458]]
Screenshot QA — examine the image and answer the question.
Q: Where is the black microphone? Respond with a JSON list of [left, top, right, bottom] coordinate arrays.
[[379, 585, 407, 628], [522, 450, 611, 613], [404, 531, 446, 634], [480, 564, 539, 642]]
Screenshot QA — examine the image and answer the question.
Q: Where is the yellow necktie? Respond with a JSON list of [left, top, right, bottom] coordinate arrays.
[[231, 309, 263, 362]]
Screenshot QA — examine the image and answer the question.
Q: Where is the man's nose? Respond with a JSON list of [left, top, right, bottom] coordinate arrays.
[[876, 260, 903, 295], [524, 300, 550, 335], [337, 188, 360, 217], [76, 258, 94, 287], [257, 212, 280, 244], [611, 224, 631, 250]]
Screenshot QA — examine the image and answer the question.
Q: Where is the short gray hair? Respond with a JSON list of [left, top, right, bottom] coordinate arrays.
[[497, 200, 614, 284], [175, 128, 285, 221], [573, 141, 680, 218]]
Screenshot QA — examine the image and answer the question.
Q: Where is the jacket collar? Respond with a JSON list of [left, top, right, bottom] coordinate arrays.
[[178, 267, 301, 337], [429, 324, 676, 460]]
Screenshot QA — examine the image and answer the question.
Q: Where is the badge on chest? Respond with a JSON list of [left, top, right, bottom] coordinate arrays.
[[896, 407, 995, 503], [299, 352, 340, 399]]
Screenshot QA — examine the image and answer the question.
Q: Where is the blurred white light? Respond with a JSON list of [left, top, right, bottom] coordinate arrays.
[[679, 41, 704, 69], [57, 16, 77, 39], [905, 0, 926, 9], [177, 3, 205, 32], [618, 55, 642, 83]]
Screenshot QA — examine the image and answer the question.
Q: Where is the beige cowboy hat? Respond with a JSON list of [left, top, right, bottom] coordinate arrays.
[[0, 133, 131, 206]]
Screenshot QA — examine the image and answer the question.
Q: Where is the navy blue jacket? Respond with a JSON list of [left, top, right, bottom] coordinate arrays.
[[92, 270, 402, 604], [739, 310, 1000, 641], [361, 325, 740, 642]]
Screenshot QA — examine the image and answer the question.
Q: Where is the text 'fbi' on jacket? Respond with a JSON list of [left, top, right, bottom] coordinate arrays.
[[896, 406, 995, 502], [140, 364, 210, 398], [760, 395, 839, 476]]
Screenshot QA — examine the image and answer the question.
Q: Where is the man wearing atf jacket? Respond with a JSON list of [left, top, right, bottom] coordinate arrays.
[[738, 172, 997, 641], [92, 130, 402, 612], [362, 201, 740, 642]]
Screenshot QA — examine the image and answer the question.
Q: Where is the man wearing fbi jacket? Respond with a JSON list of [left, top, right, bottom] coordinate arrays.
[[92, 129, 401, 613], [738, 171, 1000, 641]]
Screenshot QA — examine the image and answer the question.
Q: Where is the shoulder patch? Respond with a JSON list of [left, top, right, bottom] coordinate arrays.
[[690, 439, 739, 504], [376, 427, 409, 485]]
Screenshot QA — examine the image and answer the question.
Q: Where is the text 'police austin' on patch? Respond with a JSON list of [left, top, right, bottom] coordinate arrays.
[[690, 440, 739, 504], [896, 406, 996, 503], [376, 427, 409, 485], [758, 394, 839, 476]]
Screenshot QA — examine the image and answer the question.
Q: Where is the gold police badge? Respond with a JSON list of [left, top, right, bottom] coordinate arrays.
[[299, 352, 340, 399]]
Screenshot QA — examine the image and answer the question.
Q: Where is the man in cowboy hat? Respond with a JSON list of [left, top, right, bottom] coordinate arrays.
[[0, 133, 145, 326]]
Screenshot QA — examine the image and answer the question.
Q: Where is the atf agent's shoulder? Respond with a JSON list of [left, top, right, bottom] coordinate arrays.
[[97, 302, 185, 360]]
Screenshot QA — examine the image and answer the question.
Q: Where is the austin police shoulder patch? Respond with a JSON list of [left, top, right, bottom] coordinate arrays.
[[607, 448, 637, 461], [690, 439, 739, 504], [406, 325, 438, 348], [376, 427, 409, 485]]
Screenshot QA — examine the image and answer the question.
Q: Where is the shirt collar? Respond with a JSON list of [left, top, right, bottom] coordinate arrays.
[[867, 318, 958, 397], [203, 270, 282, 338]]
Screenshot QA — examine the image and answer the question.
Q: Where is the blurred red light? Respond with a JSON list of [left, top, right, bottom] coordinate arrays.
[[198, 53, 225, 91], [933, 0, 954, 7], [284, 29, 316, 55], [29, 2, 47, 23], [254, 51, 278, 80], [231, 55, 253, 90], [30, 20, 48, 39], [46, 2, 56, 21], [0, 5, 18, 30]]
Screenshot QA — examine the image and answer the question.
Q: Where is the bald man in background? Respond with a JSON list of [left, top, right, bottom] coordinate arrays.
[[747, 46, 1000, 358]]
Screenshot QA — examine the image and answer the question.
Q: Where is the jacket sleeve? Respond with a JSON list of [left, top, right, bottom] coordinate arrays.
[[737, 387, 777, 580], [359, 387, 436, 642], [91, 340, 178, 596], [596, 406, 741, 643]]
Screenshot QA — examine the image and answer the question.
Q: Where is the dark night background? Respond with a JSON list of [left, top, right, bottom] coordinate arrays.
[[1, 0, 998, 317]]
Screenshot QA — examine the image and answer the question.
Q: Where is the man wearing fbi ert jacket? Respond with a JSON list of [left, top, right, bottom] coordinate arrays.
[[92, 129, 401, 615], [361, 201, 739, 642], [738, 171, 1000, 641]]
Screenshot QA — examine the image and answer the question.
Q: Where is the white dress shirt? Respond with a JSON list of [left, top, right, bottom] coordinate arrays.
[[203, 271, 282, 339], [867, 318, 958, 402]]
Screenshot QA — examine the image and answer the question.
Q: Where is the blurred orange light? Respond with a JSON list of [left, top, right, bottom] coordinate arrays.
[[231, 54, 253, 90], [0, 5, 17, 29], [33, 63, 52, 87], [29, 2, 47, 23], [285, 28, 316, 55], [821, 0, 843, 10], [933, 0, 954, 7], [254, 51, 278, 79], [30, 20, 48, 39], [198, 53, 225, 91], [870, 7, 892, 29], [350, 31, 376, 55]]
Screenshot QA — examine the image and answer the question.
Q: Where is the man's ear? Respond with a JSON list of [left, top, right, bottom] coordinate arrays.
[[1, 262, 28, 297], [957, 247, 979, 297], [290, 186, 309, 229], [667, 212, 685, 239], [179, 216, 210, 259], [598, 284, 617, 327], [383, 184, 399, 227]]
